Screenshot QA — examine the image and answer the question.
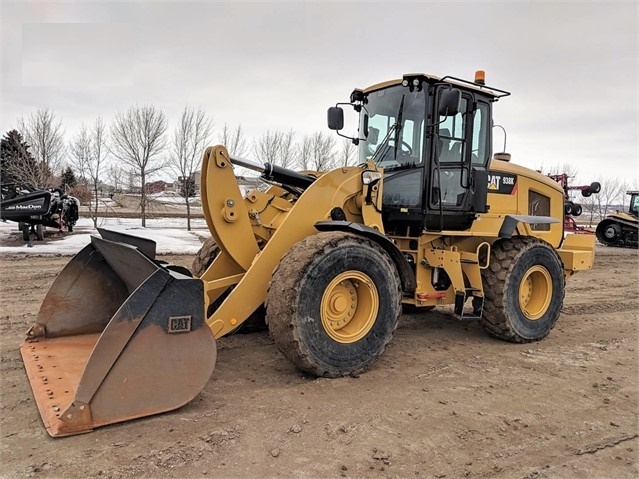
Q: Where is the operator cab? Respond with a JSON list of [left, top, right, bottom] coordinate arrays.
[[328, 71, 510, 236], [629, 191, 639, 218]]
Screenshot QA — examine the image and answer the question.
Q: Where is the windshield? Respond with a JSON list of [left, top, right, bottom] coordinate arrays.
[[358, 85, 426, 169]]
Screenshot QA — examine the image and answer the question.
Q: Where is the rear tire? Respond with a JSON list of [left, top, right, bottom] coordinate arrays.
[[590, 181, 601, 194], [480, 237, 565, 343], [191, 237, 266, 333], [267, 232, 402, 377]]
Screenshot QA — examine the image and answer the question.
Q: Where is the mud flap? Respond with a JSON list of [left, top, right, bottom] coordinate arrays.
[[20, 231, 216, 437]]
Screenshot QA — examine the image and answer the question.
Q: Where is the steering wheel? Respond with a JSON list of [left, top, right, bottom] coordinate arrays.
[[399, 140, 412, 155]]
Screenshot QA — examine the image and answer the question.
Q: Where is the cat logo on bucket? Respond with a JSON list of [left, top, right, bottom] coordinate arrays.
[[168, 315, 192, 333], [488, 172, 517, 195]]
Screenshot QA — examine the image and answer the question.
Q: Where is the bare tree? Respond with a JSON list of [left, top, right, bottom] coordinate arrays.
[[278, 130, 296, 169], [171, 106, 213, 231], [579, 191, 599, 226], [218, 123, 247, 156], [70, 117, 109, 228], [309, 131, 336, 171], [110, 105, 168, 226], [545, 162, 579, 178], [253, 130, 281, 165], [339, 138, 357, 167], [297, 134, 313, 170], [19, 107, 66, 187], [596, 177, 623, 219], [218, 123, 250, 176], [107, 164, 125, 194], [253, 129, 296, 168]]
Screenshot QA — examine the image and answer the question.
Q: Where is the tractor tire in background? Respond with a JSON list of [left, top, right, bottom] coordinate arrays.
[[266, 231, 402, 377], [480, 237, 565, 343], [20, 223, 44, 241], [573, 204, 583, 216], [20, 222, 29, 241], [564, 202, 574, 216], [192, 237, 266, 333]]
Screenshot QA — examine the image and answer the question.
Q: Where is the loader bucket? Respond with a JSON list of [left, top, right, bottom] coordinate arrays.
[[20, 231, 217, 437]]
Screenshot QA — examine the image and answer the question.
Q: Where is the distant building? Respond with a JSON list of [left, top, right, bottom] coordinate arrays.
[[144, 180, 168, 194]]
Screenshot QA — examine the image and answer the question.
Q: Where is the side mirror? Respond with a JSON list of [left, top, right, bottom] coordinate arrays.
[[438, 88, 462, 117], [327, 107, 344, 130]]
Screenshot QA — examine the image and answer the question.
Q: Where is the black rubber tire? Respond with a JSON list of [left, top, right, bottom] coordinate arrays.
[[192, 237, 219, 276], [20, 223, 29, 241], [480, 237, 565, 343], [590, 182, 601, 194], [266, 231, 402, 377], [564, 202, 574, 216], [402, 304, 436, 314], [582, 188, 592, 198], [191, 237, 266, 333], [572, 203, 582, 217]]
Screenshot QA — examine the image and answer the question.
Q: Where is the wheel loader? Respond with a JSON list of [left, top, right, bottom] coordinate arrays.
[[595, 191, 639, 248], [20, 71, 595, 437]]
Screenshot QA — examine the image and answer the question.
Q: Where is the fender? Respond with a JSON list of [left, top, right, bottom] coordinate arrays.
[[314, 220, 416, 293], [498, 214, 560, 239]]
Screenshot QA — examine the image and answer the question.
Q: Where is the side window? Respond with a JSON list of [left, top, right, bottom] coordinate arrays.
[[438, 97, 468, 164], [471, 103, 490, 165]]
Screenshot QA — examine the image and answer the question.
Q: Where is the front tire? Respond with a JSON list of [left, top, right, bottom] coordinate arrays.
[[480, 237, 565, 343], [267, 232, 402, 377]]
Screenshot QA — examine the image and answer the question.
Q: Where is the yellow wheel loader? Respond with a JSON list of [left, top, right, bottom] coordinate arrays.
[[20, 71, 595, 437]]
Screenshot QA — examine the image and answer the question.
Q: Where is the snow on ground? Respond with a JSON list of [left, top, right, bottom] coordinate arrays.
[[0, 217, 210, 256]]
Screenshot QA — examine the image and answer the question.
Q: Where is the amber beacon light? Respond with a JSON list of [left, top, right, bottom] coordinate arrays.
[[474, 70, 486, 85]]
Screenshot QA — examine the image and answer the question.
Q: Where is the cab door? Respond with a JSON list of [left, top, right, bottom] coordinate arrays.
[[425, 88, 491, 231]]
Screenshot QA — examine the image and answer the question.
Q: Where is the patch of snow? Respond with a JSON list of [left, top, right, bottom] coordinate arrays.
[[0, 217, 209, 256]]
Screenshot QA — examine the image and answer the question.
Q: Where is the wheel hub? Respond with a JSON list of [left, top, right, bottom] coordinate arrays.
[[605, 226, 617, 239], [321, 271, 379, 343], [518, 265, 552, 320]]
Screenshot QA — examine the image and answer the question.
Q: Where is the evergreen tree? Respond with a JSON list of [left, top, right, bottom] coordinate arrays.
[[179, 176, 196, 198], [0, 129, 37, 184], [60, 166, 78, 192]]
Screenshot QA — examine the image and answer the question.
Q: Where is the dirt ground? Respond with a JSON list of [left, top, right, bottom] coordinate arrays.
[[0, 246, 637, 479]]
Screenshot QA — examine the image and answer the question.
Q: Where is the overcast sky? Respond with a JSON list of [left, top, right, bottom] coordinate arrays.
[[2, 1, 637, 184]]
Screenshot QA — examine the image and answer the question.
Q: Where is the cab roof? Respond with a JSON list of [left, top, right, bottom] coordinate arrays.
[[361, 73, 510, 99]]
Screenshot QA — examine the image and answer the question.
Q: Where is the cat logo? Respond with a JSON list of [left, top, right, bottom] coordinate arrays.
[[487, 172, 517, 195], [168, 315, 192, 333]]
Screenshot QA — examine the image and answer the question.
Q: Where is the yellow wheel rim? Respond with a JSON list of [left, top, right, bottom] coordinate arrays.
[[518, 265, 552, 320], [320, 271, 379, 343]]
